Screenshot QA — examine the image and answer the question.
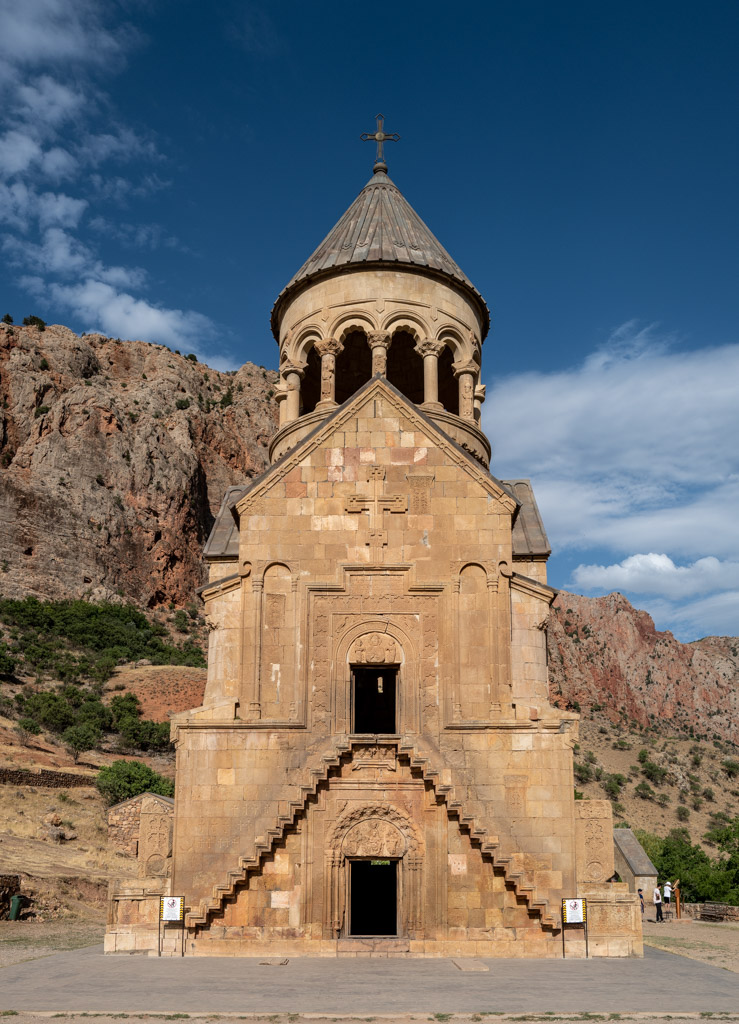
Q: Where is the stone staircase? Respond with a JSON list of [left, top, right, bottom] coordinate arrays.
[[186, 734, 556, 929]]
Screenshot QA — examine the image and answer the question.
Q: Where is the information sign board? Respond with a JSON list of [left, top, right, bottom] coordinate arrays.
[[160, 896, 184, 922], [562, 898, 586, 924]]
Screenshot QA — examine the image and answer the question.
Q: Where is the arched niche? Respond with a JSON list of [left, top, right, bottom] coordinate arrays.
[[438, 344, 458, 414], [300, 343, 321, 414], [386, 330, 423, 404], [335, 330, 372, 404], [259, 563, 298, 720]]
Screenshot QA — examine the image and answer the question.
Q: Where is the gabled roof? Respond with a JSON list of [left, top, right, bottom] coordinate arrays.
[[203, 377, 541, 562], [506, 479, 551, 559], [271, 169, 490, 338]]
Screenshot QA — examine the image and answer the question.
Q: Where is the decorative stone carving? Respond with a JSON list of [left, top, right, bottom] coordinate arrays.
[[328, 802, 422, 856], [350, 633, 398, 664], [367, 331, 391, 375], [343, 818, 406, 858]]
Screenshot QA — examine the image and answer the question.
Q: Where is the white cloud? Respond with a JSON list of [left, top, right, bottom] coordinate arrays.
[[484, 323, 739, 638], [42, 278, 214, 351], [0, 0, 135, 69], [0, 0, 224, 365], [571, 553, 739, 600], [0, 130, 42, 175]]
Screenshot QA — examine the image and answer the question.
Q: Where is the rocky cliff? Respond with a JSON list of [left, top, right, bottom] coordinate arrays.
[[548, 591, 739, 746], [0, 322, 278, 607]]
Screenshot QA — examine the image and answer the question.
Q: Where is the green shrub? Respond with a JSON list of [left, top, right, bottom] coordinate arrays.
[[677, 804, 690, 821], [39, 358, 49, 370], [175, 398, 190, 410], [722, 759, 739, 779], [642, 760, 668, 785], [34, 405, 50, 418], [637, 748, 649, 763], [2, 314, 13, 324], [96, 759, 174, 805], [635, 781, 655, 800], [573, 761, 592, 784], [0, 642, 16, 676], [173, 610, 189, 633], [16, 717, 40, 735], [220, 389, 233, 408], [63, 722, 101, 763], [23, 315, 46, 330], [602, 773, 626, 800]]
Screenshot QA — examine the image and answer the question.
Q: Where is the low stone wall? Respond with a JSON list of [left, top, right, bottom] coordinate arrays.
[[0, 767, 96, 788]]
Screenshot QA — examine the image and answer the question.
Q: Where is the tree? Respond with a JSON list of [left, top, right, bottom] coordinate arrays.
[[0, 642, 16, 676], [96, 759, 174, 805], [23, 315, 46, 330], [63, 722, 101, 763], [2, 314, 13, 324]]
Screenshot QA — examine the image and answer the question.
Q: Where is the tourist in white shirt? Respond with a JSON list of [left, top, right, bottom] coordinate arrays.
[[653, 883, 663, 922]]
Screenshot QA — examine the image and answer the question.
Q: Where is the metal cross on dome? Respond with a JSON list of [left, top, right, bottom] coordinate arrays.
[[360, 114, 400, 171]]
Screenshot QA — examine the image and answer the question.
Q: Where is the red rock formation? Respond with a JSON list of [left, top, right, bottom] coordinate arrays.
[[547, 591, 739, 745], [0, 322, 277, 607]]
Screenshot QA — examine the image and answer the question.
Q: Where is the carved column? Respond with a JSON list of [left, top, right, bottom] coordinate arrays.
[[453, 360, 477, 421], [367, 331, 392, 376], [414, 339, 445, 409], [280, 361, 305, 422], [473, 383, 486, 424], [274, 381, 289, 427], [314, 337, 343, 409]]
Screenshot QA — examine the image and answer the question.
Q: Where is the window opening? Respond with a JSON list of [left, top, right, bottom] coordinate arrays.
[[352, 667, 397, 734], [386, 330, 423, 404]]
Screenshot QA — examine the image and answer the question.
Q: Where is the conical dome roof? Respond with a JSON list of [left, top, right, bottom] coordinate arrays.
[[271, 168, 489, 338]]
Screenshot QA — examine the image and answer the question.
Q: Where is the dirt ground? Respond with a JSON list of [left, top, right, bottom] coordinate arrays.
[[642, 916, 739, 972], [0, 917, 104, 967]]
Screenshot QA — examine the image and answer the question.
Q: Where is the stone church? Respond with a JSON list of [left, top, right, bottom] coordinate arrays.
[[106, 130, 641, 958]]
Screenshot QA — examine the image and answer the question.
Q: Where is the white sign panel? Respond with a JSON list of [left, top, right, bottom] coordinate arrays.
[[562, 898, 585, 924], [160, 896, 184, 921]]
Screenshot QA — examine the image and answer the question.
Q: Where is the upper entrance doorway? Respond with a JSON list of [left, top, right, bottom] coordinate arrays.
[[352, 667, 397, 733], [349, 859, 398, 936]]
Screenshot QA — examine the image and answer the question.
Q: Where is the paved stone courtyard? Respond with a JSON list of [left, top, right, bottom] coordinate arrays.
[[1, 944, 738, 1015]]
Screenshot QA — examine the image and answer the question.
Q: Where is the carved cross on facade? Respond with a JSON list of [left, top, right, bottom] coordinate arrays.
[[345, 466, 406, 559], [360, 114, 400, 171]]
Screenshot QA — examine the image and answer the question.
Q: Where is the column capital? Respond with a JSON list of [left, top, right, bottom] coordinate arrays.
[[452, 359, 478, 379], [280, 360, 306, 380], [367, 330, 392, 350], [414, 338, 446, 359], [314, 337, 343, 358]]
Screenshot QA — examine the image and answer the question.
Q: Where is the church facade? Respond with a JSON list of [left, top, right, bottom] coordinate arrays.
[[106, 142, 641, 958]]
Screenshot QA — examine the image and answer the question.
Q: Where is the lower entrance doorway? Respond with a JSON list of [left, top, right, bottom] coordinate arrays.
[[352, 667, 397, 733], [349, 859, 398, 936]]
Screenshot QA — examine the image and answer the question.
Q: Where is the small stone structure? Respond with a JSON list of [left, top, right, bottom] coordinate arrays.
[[107, 792, 174, 872], [613, 827, 658, 899]]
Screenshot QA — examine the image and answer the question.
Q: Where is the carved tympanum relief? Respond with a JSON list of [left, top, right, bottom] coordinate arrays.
[[342, 818, 406, 858], [350, 633, 398, 664]]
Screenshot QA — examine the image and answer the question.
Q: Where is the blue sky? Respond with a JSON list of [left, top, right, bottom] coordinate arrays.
[[1, 0, 738, 641]]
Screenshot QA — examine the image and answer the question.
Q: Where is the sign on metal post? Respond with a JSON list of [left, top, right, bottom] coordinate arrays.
[[158, 896, 185, 957], [561, 898, 588, 958]]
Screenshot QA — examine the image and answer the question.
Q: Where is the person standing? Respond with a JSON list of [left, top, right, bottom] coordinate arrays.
[[653, 883, 664, 922], [638, 888, 645, 918], [663, 880, 672, 906]]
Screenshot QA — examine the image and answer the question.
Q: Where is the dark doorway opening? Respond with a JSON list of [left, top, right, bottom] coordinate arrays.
[[352, 667, 397, 733], [349, 859, 398, 936]]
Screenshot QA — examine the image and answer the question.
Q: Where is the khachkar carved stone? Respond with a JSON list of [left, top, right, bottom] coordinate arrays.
[[575, 800, 615, 883], [138, 801, 173, 879], [350, 633, 398, 664], [315, 337, 343, 407], [367, 331, 391, 376]]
